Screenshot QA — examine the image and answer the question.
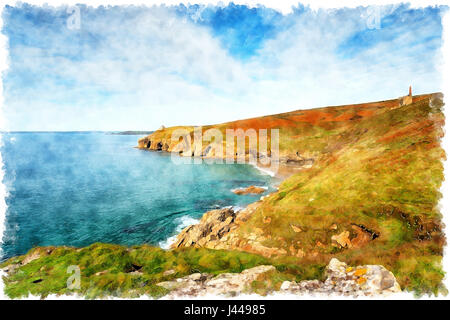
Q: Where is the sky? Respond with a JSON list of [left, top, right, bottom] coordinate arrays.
[[0, 3, 447, 131]]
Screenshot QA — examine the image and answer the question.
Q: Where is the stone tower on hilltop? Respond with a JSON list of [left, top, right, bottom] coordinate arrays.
[[399, 86, 413, 106]]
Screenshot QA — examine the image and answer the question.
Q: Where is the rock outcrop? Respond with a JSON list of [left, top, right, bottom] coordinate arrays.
[[170, 204, 297, 258], [170, 207, 239, 249], [1, 247, 58, 276], [157, 265, 276, 298], [137, 132, 318, 168], [156, 258, 401, 298], [280, 258, 401, 297], [171, 203, 279, 252], [232, 186, 266, 195]]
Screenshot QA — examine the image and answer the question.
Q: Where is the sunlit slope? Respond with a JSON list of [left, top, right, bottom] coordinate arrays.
[[152, 93, 445, 294], [230, 94, 445, 294], [138, 94, 433, 161], [0, 244, 324, 298], [0, 94, 445, 297]]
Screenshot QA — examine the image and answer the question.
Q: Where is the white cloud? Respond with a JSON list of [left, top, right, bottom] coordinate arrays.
[[240, 6, 442, 117], [2, 5, 444, 131]]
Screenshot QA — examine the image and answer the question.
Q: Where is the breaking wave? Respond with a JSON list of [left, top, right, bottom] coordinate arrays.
[[159, 215, 200, 249]]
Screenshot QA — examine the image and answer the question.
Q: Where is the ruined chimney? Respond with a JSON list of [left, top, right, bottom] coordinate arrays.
[[409, 86, 412, 97]]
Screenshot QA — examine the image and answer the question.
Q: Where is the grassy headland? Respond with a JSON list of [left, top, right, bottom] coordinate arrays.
[[233, 94, 445, 295], [1, 93, 446, 297], [0, 244, 323, 298]]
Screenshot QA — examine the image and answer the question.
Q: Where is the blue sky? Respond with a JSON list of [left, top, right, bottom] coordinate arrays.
[[1, 3, 447, 131]]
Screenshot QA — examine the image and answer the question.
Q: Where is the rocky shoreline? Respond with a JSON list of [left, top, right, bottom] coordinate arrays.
[[232, 185, 267, 195], [169, 204, 293, 258], [169, 196, 382, 258], [137, 132, 316, 173]]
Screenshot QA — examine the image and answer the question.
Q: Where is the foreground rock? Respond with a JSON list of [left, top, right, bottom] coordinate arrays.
[[280, 258, 401, 297], [158, 265, 276, 298], [1, 246, 58, 276], [232, 186, 266, 195], [170, 207, 239, 249], [157, 259, 401, 298], [170, 204, 292, 257]]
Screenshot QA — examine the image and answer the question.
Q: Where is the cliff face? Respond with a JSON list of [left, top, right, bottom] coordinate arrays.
[[166, 93, 446, 295], [170, 205, 291, 258], [138, 94, 433, 166]]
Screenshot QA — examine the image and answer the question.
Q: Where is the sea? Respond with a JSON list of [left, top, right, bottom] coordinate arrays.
[[0, 132, 276, 260]]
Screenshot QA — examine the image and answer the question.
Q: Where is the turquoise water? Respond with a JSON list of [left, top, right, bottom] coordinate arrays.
[[0, 132, 275, 260]]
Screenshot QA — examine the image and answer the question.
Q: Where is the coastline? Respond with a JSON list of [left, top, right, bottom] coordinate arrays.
[[1, 94, 445, 297], [135, 147, 312, 252], [139, 147, 300, 251], [136, 145, 307, 180], [159, 215, 200, 249]]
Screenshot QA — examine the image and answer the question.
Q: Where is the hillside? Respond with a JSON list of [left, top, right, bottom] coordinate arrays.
[[165, 93, 446, 295], [1, 93, 445, 297], [138, 94, 434, 166]]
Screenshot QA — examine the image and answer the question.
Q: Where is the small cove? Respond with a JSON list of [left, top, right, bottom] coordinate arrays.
[[0, 132, 277, 260]]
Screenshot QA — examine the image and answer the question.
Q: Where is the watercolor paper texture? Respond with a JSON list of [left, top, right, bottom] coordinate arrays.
[[0, 1, 449, 299]]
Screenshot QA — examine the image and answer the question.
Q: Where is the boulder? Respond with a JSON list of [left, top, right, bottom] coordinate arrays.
[[331, 231, 352, 248], [1, 263, 21, 275], [157, 258, 401, 298], [170, 208, 237, 249], [280, 258, 401, 297], [263, 216, 271, 224], [232, 186, 266, 195]]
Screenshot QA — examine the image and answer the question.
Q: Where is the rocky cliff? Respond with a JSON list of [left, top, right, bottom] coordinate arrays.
[[137, 94, 433, 167], [170, 205, 292, 258]]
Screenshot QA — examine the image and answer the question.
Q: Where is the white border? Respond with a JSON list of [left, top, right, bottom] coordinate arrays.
[[0, 0, 449, 300]]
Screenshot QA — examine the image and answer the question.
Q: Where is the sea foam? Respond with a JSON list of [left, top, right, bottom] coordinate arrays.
[[251, 163, 276, 177], [159, 215, 200, 249]]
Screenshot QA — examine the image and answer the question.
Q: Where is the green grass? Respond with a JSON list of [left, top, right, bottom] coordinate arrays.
[[0, 244, 326, 299], [234, 96, 445, 295], [3, 94, 445, 297]]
